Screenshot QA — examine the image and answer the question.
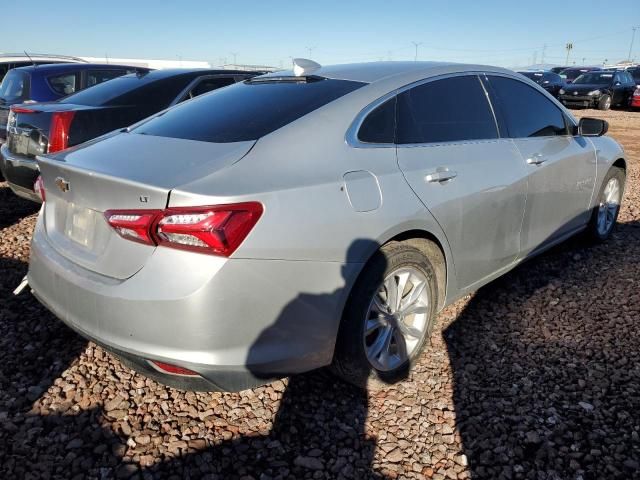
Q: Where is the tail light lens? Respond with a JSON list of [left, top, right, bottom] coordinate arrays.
[[34, 175, 46, 202], [48, 111, 76, 153], [634, 88, 640, 97], [104, 202, 263, 257], [149, 360, 199, 376], [104, 210, 161, 245], [10, 106, 37, 114]]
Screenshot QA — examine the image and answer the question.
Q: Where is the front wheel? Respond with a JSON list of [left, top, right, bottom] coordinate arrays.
[[597, 94, 611, 110], [331, 241, 438, 389], [587, 167, 625, 242]]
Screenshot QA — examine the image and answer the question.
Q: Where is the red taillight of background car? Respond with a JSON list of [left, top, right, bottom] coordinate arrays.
[[10, 106, 37, 114], [48, 111, 76, 153], [104, 202, 263, 256], [33, 175, 46, 202]]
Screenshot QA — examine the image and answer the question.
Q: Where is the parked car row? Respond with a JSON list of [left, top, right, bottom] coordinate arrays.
[[0, 67, 261, 200], [2, 58, 625, 392], [518, 66, 640, 111]]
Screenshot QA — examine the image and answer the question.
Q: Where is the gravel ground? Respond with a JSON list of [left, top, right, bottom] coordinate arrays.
[[1, 109, 639, 479]]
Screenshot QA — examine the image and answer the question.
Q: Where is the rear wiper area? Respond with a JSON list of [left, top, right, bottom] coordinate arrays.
[[245, 75, 325, 85]]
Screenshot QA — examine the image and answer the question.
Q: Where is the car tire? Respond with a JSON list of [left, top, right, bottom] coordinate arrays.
[[587, 166, 625, 242], [597, 94, 611, 111], [331, 240, 439, 389]]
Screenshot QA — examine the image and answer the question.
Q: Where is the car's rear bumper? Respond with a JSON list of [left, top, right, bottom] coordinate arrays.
[[28, 215, 360, 391], [0, 144, 40, 202]]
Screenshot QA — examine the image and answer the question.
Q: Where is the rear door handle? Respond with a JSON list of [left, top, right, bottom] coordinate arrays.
[[425, 170, 458, 183], [526, 154, 547, 165]]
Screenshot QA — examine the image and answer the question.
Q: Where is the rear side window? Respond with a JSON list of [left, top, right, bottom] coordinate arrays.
[[87, 69, 127, 87], [134, 77, 365, 143], [487, 76, 567, 138], [358, 97, 396, 143], [0, 70, 27, 99], [48, 73, 78, 95], [396, 75, 498, 144]]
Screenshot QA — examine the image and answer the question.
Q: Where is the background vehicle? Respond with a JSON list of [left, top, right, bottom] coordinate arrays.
[[0, 68, 259, 201], [559, 66, 601, 83], [27, 61, 625, 392], [558, 70, 637, 110], [517, 70, 565, 97], [0, 63, 150, 145], [0, 53, 86, 81], [631, 87, 640, 109]]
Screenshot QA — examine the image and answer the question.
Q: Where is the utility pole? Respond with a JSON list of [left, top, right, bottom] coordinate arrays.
[[411, 41, 423, 61], [565, 42, 573, 66], [533, 51, 537, 65], [306, 46, 316, 58], [603, 58, 608, 67], [629, 26, 639, 62], [231, 52, 238, 65], [541, 44, 547, 64], [582, 57, 586, 64]]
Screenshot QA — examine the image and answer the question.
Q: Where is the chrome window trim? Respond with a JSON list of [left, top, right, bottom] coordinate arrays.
[[346, 71, 507, 149]]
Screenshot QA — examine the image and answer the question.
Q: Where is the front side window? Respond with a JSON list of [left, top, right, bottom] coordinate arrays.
[[396, 75, 498, 144], [357, 97, 396, 144], [487, 76, 567, 138], [134, 77, 365, 143], [48, 73, 78, 95], [573, 72, 613, 85]]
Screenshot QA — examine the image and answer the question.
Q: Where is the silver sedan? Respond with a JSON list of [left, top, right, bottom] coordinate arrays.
[[28, 60, 626, 391]]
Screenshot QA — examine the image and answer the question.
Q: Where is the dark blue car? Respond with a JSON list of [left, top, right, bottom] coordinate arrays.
[[0, 63, 149, 146]]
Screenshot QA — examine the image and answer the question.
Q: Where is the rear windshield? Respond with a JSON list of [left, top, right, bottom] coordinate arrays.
[[133, 77, 365, 143], [0, 70, 28, 100], [519, 72, 544, 81], [61, 72, 187, 107]]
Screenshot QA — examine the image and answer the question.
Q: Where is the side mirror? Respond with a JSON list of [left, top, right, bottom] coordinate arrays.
[[577, 117, 608, 137]]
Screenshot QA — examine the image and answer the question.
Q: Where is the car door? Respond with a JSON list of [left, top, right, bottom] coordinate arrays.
[[484, 74, 596, 257], [395, 74, 528, 289]]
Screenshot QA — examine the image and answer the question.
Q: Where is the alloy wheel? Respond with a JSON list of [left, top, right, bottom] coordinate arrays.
[[597, 177, 621, 236], [363, 267, 430, 372]]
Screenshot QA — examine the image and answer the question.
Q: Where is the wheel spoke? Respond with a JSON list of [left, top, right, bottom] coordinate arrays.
[[364, 318, 384, 336], [399, 279, 426, 314], [393, 328, 409, 363], [402, 304, 429, 317], [367, 326, 393, 360]]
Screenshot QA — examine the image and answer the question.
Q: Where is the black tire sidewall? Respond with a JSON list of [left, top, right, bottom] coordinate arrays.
[[332, 242, 438, 388]]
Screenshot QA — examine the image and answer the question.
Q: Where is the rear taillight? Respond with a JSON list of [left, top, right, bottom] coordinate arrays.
[[104, 210, 162, 245], [634, 88, 640, 97], [10, 106, 37, 114], [104, 202, 263, 257], [48, 111, 76, 153], [149, 361, 199, 376], [34, 175, 46, 202]]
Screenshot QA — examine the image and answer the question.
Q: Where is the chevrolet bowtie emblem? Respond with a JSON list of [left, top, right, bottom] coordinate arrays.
[[55, 177, 70, 193]]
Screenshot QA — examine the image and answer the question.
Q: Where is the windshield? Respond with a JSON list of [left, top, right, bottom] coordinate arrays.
[[572, 72, 614, 85], [562, 69, 595, 81], [0, 70, 27, 100], [133, 77, 365, 143]]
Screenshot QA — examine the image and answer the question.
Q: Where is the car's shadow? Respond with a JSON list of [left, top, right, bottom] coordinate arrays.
[[0, 182, 40, 230], [444, 221, 640, 479], [2, 214, 639, 478]]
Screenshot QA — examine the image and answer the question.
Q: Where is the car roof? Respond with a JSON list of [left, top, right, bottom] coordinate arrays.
[[260, 61, 516, 85], [11, 63, 146, 74]]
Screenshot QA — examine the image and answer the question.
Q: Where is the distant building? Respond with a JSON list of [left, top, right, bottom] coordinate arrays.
[[221, 63, 278, 72]]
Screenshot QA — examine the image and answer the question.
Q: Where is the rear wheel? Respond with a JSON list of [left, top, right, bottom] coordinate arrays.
[[597, 94, 611, 111], [587, 167, 625, 242], [331, 241, 439, 389]]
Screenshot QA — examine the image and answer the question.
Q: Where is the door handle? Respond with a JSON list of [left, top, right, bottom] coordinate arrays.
[[526, 154, 547, 165], [425, 170, 458, 183]]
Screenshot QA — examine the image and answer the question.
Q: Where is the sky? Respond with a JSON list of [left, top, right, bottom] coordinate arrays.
[[3, 0, 639, 69]]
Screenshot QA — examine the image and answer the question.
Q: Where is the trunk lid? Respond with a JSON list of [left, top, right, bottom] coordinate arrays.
[[37, 132, 255, 279]]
